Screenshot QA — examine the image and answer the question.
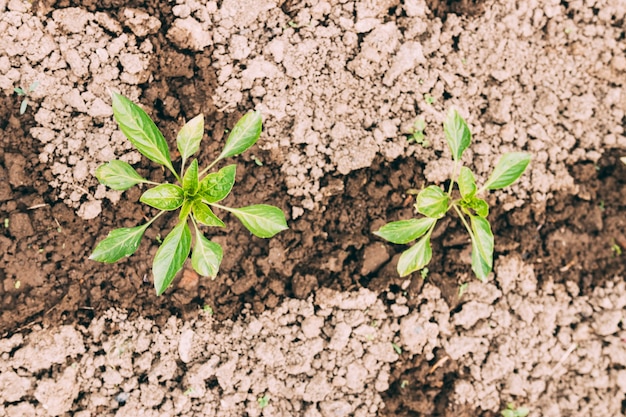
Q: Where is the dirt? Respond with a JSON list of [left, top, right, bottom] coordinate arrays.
[[1, 0, 626, 416]]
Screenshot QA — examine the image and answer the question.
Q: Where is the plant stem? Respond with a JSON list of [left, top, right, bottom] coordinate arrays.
[[145, 209, 166, 227], [447, 160, 458, 197], [453, 204, 474, 240], [209, 202, 231, 212], [198, 158, 221, 178]]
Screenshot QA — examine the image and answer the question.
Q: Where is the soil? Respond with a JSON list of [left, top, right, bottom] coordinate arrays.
[[1, 0, 626, 416]]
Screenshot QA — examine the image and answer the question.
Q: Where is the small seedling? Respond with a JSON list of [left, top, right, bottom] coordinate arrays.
[[501, 403, 529, 417], [424, 93, 435, 105], [374, 109, 531, 280], [258, 395, 270, 408], [90, 93, 288, 295], [408, 117, 430, 148], [612, 242, 622, 256], [3, 218, 8, 228], [14, 81, 39, 114], [202, 304, 214, 314], [420, 267, 429, 279], [458, 282, 469, 298], [392, 342, 402, 354]]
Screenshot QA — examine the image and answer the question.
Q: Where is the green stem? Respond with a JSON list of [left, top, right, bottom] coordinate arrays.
[[453, 204, 474, 240], [198, 158, 221, 178], [145, 209, 166, 228], [447, 160, 458, 197], [209, 202, 230, 212]]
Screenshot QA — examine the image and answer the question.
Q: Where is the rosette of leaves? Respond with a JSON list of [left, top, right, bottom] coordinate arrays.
[[90, 93, 288, 295], [374, 109, 531, 281]]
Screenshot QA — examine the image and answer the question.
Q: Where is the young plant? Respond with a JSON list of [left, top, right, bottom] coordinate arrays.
[[408, 117, 430, 148], [501, 403, 530, 417], [374, 109, 530, 281], [14, 81, 39, 114], [90, 93, 288, 295]]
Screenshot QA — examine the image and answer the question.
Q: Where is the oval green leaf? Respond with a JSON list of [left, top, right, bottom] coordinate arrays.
[[217, 111, 262, 161], [470, 216, 494, 281], [177, 114, 204, 162], [444, 108, 471, 161], [397, 234, 432, 277], [192, 229, 223, 278], [140, 184, 184, 211], [90, 224, 149, 263], [95, 160, 147, 191], [192, 200, 225, 227], [415, 185, 449, 218], [374, 217, 436, 244], [198, 164, 236, 203], [225, 204, 288, 238], [183, 159, 199, 196], [112, 92, 174, 171], [458, 167, 476, 199], [153, 221, 191, 296], [483, 152, 531, 190]]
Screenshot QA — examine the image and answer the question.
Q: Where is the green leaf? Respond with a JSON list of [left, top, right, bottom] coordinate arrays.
[[226, 204, 288, 238], [179, 199, 192, 221], [483, 152, 531, 190], [183, 159, 199, 196], [191, 229, 223, 278], [458, 167, 476, 199], [374, 217, 436, 244], [95, 160, 147, 190], [198, 164, 236, 203], [217, 111, 262, 161], [397, 234, 432, 277], [460, 196, 489, 218], [470, 216, 494, 281], [177, 114, 204, 162], [192, 200, 225, 227], [90, 224, 148, 263], [19, 99, 28, 114], [443, 108, 471, 161], [153, 221, 191, 296], [415, 185, 449, 218], [112, 92, 174, 171], [140, 184, 184, 211], [14, 87, 25, 95]]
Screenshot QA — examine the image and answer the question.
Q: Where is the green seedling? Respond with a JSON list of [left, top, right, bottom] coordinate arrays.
[[612, 242, 622, 256], [392, 342, 402, 354], [374, 109, 531, 281], [258, 395, 270, 408], [458, 282, 469, 298], [424, 93, 435, 105], [501, 403, 529, 417], [408, 117, 430, 148], [14, 81, 39, 114], [420, 267, 429, 279], [202, 304, 214, 314], [90, 93, 288, 295]]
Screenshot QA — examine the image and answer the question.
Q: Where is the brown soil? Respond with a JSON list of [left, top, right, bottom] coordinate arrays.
[[1, 1, 625, 416]]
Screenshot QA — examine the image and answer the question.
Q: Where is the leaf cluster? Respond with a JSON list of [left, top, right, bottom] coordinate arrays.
[[14, 81, 39, 115], [90, 93, 288, 295], [374, 109, 531, 281]]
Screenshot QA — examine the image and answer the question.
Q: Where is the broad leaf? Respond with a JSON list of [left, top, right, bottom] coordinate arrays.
[[183, 159, 199, 196], [397, 234, 432, 277], [177, 114, 204, 162], [458, 167, 476, 199], [415, 185, 449, 218], [470, 216, 494, 281], [460, 196, 489, 218], [192, 229, 223, 278], [217, 111, 262, 161], [90, 224, 148, 263], [226, 204, 288, 238], [374, 217, 436, 244], [192, 200, 225, 227], [443, 108, 471, 161], [112, 92, 174, 171], [140, 184, 184, 211], [153, 221, 191, 296], [95, 160, 147, 190], [198, 164, 236, 203], [483, 152, 531, 190]]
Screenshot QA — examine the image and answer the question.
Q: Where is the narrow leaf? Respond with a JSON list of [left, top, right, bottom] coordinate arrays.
[[470, 216, 494, 281], [374, 217, 436, 244], [140, 184, 184, 211], [198, 164, 236, 203], [14, 87, 25, 95], [177, 114, 204, 162], [153, 221, 191, 296], [90, 224, 148, 263], [20, 99, 28, 114], [226, 204, 288, 238], [458, 167, 476, 199], [397, 234, 432, 277], [95, 160, 147, 190], [483, 152, 531, 190], [443, 108, 471, 161], [112, 92, 174, 171], [415, 185, 449, 218], [217, 111, 262, 161], [192, 229, 223, 278], [183, 159, 199, 196], [192, 200, 225, 227], [179, 199, 192, 221]]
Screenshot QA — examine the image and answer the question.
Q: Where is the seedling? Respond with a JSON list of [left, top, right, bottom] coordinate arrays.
[[374, 109, 530, 281], [424, 93, 435, 105], [408, 117, 430, 148], [14, 81, 39, 114], [501, 403, 529, 417], [392, 342, 402, 354], [612, 242, 622, 256], [420, 267, 429, 279], [90, 93, 288, 295], [258, 395, 270, 408]]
